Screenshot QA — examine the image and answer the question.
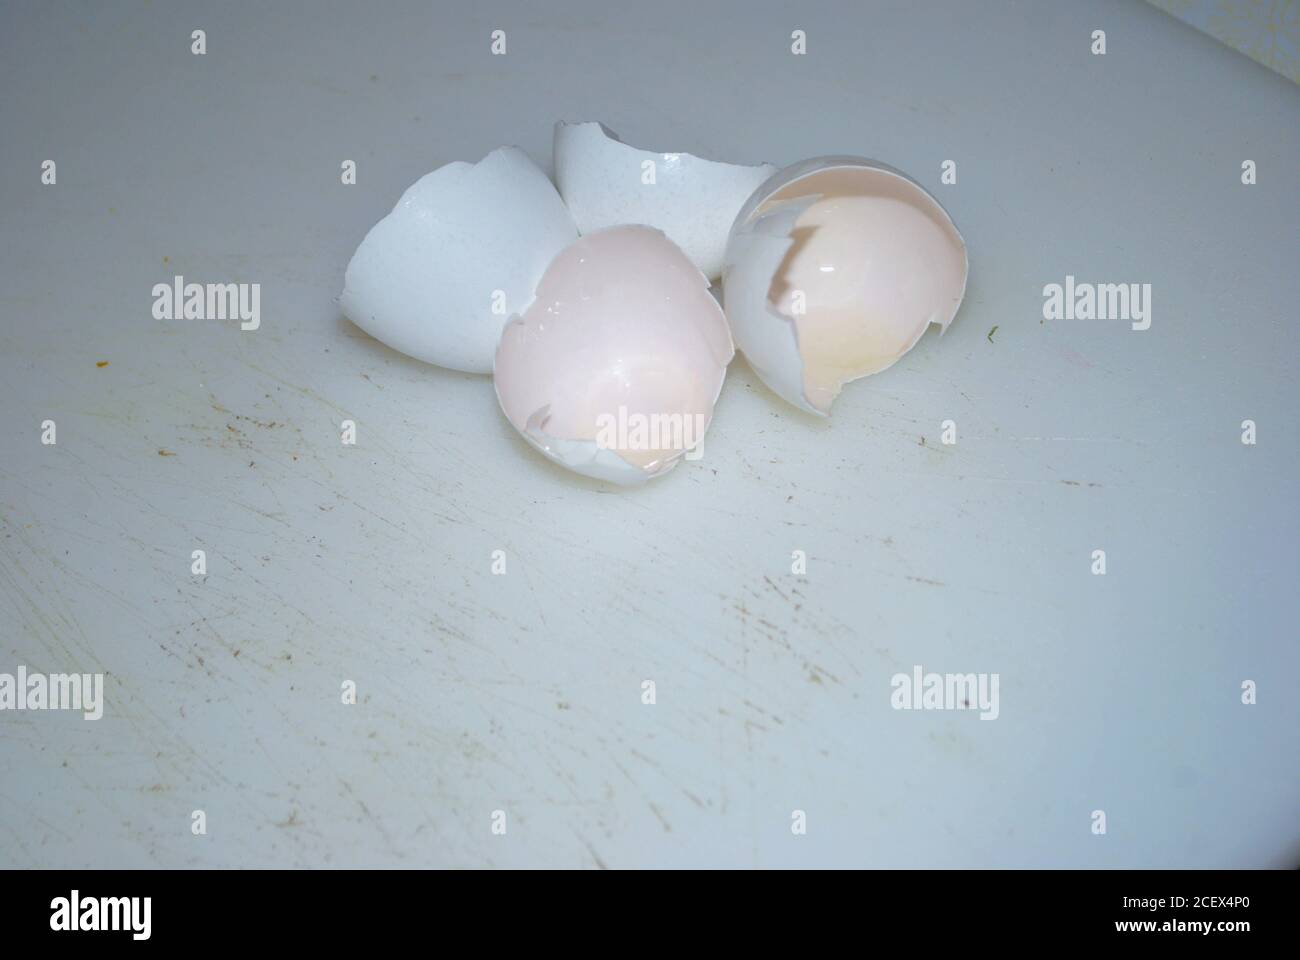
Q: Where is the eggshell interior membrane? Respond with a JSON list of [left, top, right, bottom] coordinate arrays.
[[724, 158, 968, 415], [340, 146, 578, 374], [494, 225, 734, 486], [553, 121, 776, 281]]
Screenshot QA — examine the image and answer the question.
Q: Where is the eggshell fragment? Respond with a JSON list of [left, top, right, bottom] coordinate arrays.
[[494, 226, 734, 486], [553, 121, 776, 281], [340, 146, 578, 374], [723, 156, 969, 415]]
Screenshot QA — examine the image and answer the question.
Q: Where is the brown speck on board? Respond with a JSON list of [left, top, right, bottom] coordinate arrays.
[[95, 360, 109, 368], [162, 255, 169, 264], [157, 449, 175, 456]]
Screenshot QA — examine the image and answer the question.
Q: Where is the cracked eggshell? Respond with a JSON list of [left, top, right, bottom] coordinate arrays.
[[340, 146, 578, 374], [494, 225, 734, 486], [722, 156, 969, 416], [553, 121, 776, 281]]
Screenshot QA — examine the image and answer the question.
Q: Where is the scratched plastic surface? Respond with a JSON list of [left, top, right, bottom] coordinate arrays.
[[0, 0, 1296, 867]]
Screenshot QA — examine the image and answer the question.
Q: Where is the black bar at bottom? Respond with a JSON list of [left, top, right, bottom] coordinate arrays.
[[1, 868, 1291, 945]]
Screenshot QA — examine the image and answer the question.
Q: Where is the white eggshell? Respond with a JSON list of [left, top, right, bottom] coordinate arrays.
[[553, 121, 776, 281], [340, 146, 578, 374], [723, 156, 969, 415], [494, 225, 734, 486], [720, 195, 823, 417]]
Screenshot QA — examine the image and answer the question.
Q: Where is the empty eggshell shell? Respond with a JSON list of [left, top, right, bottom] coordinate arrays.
[[340, 146, 578, 374], [494, 225, 734, 486], [722, 156, 969, 415], [553, 121, 776, 281]]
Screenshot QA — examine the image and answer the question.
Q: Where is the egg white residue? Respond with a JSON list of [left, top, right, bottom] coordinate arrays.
[[723, 156, 969, 415], [554, 121, 775, 281], [340, 146, 577, 374], [494, 225, 734, 486]]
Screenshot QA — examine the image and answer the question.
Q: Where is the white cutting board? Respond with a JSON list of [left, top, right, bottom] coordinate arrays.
[[0, 0, 1296, 867]]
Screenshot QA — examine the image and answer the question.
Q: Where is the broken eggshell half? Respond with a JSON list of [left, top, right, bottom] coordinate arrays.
[[340, 146, 578, 374], [554, 121, 776, 281], [722, 156, 969, 416], [494, 225, 734, 486]]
